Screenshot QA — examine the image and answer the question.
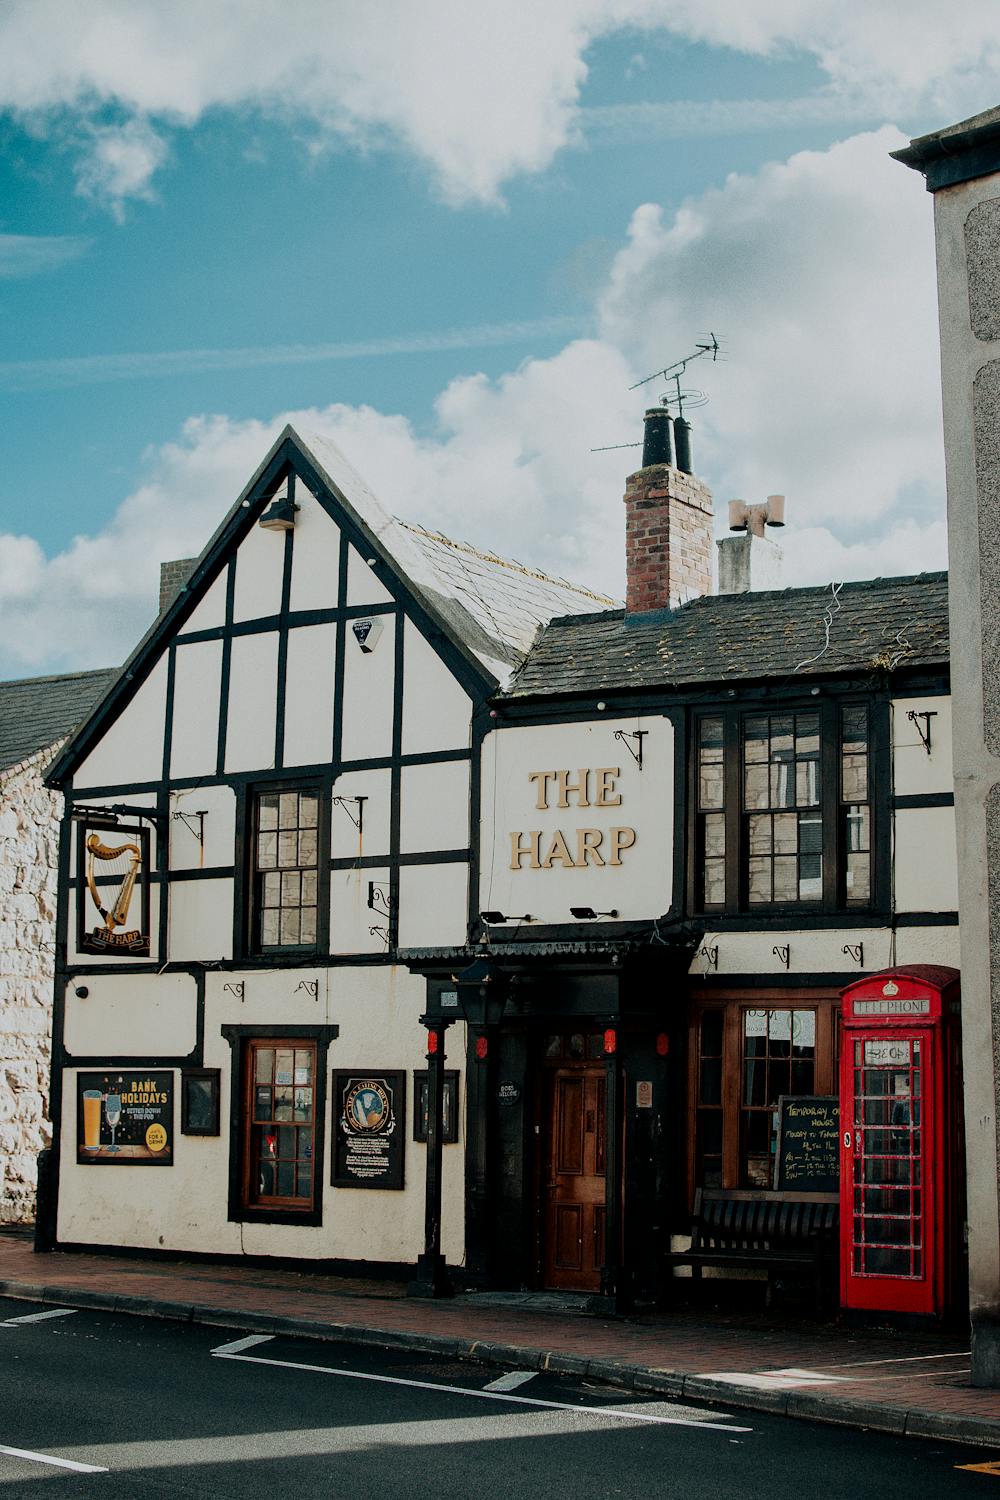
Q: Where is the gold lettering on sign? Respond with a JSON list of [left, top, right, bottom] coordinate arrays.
[[576, 828, 606, 867], [595, 768, 622, 807], [527, 771, 556, 811], [609, 827, 637, 866], [542, 831, 576, 868], [509, 831, 542, 870], [557, 769, 590, 808]]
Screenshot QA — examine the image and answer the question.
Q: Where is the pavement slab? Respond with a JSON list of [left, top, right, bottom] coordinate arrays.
[[0, 1231, 998, 1446]]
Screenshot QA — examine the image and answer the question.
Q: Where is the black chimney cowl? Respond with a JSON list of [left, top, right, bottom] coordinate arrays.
[[641, 406, 673, 467]]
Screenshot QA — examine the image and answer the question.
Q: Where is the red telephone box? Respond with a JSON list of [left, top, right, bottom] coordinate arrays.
[[839, 965, 962, 1318]]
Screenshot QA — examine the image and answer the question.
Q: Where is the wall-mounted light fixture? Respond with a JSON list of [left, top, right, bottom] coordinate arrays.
[[570, 906, 619, 920], [258, 493, 299, 531], [480, 910, 532, 924]]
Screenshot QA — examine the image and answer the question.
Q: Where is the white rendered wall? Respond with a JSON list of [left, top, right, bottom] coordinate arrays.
[[168, 785, 236, 871], [894, 807, 959, 912], [401, 621, 471, 755], [892, 696, 953, 796], [74, 656, 168, 790], [233, 518, 284, 622], [400, 762, 469, 854], [169, 640, 222, 780], [62, 973, 197, 1056], [331, 769, 391, 862], [347, 546, 394, 607], [180, 569, 227, 633], [168, 879, 233, 962], [397, 862, 468, 948], [288, 487, 342, 613], [225, 633, 279, 774], [330, 866, 392, 955], [340, 617, 395, 762], [283, 624, 336, 767]]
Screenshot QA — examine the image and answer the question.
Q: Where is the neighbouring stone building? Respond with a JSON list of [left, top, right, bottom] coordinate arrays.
[[0, 669, 117, 1222]]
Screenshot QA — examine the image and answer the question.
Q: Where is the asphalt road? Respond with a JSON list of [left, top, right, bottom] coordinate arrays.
[[0, 1294, 994, 1497]]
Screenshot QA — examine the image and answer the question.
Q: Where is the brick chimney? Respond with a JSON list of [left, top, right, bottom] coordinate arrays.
[[624, 409, 715, 613], [159, 558, 197, 614]]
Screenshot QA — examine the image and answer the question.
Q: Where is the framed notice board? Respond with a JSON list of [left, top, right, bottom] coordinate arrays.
[[332, 1070, 405, 1189], [773, 1095, 839, 1193]]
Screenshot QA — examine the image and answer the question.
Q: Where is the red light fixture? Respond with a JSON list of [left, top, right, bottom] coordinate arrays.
[[427, 1030, 439, 1055], [475, 1035, 489, 1060], [603, 1027, 617, 1055], [656, 1032, 669, 1056]]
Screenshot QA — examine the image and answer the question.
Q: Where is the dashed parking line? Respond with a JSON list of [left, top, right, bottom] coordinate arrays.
[[213, 1348, 753, 1433], [1, 1308, 77, 1327], [210, 1333, 275, 1356], [0, 1443, 106, 1474], [483, 1370, 538, 1393]]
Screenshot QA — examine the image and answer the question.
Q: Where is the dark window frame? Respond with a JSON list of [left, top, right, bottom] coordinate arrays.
[[690, 695, 884, 918], [412, 1069, 460, 1143], [181, 1068, 221, 1136], [222, 1022, 338, 1227], [240, 780, 331, 960], [686, 991, 840, 1203]]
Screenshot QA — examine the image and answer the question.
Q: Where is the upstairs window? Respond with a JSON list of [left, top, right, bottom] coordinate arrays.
[[249, 786, 325, 953], [694, 701, 874, 914]]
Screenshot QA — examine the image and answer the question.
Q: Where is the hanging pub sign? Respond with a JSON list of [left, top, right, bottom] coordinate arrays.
[[332, 1070, 404, 1189], [76, 820, 151, 957], [76, 1070, 173, 1165]]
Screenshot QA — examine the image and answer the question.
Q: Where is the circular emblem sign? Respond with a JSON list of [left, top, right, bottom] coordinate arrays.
[[145, 1123, 167, 1153], [345, 1080, 391, 1133], [882, 981, 900, 997]]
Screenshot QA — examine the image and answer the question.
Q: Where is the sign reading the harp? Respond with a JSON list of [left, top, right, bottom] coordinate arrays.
[[78, 821, 151, 957]]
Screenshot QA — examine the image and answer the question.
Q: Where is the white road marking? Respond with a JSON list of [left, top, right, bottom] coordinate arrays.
[[0, 1443, 107, 1474], [214, 1350, 752, 1432], [1, 1308, 77, 1327], [821, 1349, 971, 1369], [210, 1333, 275, 1356], [483, 1370, 538, 1393], [700, 1368, 853, 1391]]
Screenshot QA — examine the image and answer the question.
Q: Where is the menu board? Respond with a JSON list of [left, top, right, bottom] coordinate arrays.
[[773, 1095, 839, 1192], [76, 1071, 173, 1165], [332, 1070, 405, 1189]]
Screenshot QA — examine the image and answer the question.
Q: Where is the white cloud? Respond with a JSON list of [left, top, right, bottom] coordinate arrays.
[[0, 1, 998, 210], [73, 118, 169, 217], [598, 127, 944, 533], [0, 128, 949, 677], [0, 233, 91, 278]]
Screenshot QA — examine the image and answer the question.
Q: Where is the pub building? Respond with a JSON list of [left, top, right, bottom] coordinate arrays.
[[39, 414, 962, 1317]]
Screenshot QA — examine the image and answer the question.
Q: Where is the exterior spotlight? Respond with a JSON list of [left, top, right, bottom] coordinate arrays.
[[479, 910, 532, 924], [570, 906, 618, 920], [258, 494, 299, 531]]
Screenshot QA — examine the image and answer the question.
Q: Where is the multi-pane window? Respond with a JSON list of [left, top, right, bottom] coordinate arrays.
[[690, 1000, 834, 1195], [252, 788, 320, 950], [243, 1039, 317, 1209], [697, 718, 726, 908], [744, 713, 821, 904], [693, 702, 876, 913], [740, 1008, 815, 1187], [841, 706, 871, 906]]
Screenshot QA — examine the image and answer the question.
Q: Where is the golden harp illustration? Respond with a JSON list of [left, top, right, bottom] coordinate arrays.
[[82, 832, 148, 953]]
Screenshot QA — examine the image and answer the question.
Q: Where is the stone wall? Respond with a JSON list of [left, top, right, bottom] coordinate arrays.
[[0, 744, 61, 1223]]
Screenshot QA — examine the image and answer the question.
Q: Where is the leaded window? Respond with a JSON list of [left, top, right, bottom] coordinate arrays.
[[251, 788, 321, 951]]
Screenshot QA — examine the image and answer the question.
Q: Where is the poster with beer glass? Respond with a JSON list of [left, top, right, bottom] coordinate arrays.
[[76, 1071, 173, 1164]]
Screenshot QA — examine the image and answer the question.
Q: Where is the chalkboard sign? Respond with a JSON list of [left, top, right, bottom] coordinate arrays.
[[773, 1095, 839, 1192]]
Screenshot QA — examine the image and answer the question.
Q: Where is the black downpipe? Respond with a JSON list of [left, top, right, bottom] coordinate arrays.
[[673, 417, 692, 474]]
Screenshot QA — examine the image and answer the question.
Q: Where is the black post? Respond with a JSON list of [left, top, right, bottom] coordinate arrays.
[[408, 1017, 454, 1298], [463, 1025, 495, 1281], [600, 1033, 625, 1308]]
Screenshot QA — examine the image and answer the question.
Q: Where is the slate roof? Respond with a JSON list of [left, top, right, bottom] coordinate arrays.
[[297, 429, 613, 678], [506, 572, 949, 698], [398, 521, 615, 661], [0, 668, 119, 774]]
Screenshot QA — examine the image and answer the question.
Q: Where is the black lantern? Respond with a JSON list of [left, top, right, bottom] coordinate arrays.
[[454, 958, 508, 1029]]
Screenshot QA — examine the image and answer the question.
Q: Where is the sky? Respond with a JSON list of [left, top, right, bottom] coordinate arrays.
[[1, 1, 999, 680]]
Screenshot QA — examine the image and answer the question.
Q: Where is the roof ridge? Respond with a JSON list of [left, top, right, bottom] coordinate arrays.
[[397, 519, 616, 605], [0, 665, 118, 690]]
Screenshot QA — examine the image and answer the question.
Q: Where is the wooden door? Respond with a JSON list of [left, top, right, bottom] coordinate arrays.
[[543, 1065, 606, 1291]]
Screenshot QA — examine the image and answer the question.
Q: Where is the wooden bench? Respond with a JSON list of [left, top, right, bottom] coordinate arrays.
[[662, 1188, 839, 1306]]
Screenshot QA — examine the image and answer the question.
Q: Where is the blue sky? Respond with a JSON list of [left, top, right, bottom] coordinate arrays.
[[1, 2, 998, 677]]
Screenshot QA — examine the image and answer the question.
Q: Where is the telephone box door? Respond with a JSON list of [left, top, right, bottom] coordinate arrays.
[[841, 1029, 935, 1314]]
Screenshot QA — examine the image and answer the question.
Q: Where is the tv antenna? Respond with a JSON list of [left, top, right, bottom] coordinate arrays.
[[590, 332, 723, 453]]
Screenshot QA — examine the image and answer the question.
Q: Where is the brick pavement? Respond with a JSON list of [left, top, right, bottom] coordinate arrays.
[[1, 1232, 998, 1447]]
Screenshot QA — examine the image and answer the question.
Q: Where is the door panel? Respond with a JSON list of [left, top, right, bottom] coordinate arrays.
[[544, 1065, 606, 1291]]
